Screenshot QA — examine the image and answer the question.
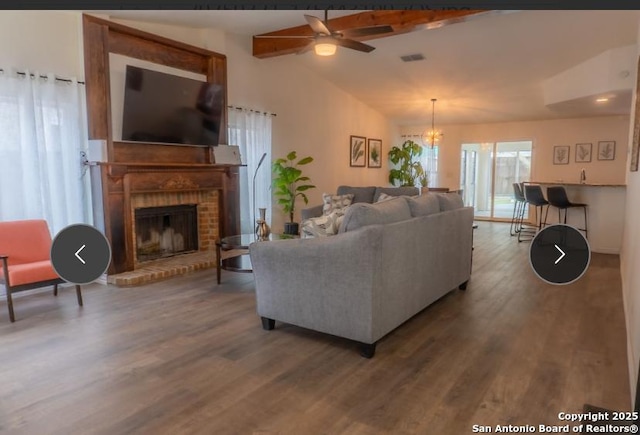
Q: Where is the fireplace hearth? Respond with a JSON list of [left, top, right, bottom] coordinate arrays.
[[134, 204, 198, 262]]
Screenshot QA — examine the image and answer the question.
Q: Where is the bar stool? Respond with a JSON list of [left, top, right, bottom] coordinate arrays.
[[519, 184, 549, 242], [546, 186, 588, 239], [510, 182, 526, 236]]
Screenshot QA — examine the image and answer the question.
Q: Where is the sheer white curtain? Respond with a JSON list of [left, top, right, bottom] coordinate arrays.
[[0, 70, 89, 235], [422, 145, 439, 187], [227, 107, 272, 233]]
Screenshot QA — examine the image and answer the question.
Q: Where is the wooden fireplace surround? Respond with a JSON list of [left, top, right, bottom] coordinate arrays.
[[82, 15, 240, 274]]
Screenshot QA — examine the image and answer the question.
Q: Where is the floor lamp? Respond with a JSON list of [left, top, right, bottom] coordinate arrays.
[[252, 152, 268, 235]]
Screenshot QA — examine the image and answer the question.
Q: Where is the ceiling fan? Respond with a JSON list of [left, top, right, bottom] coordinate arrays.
[[254, 11, 394, 56]]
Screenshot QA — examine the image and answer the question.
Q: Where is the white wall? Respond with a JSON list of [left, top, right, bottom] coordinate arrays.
[[399, 116, 630, 190], [224, 33, 394, 231], [620, 22, 640, 409], [0, 11, 84, 78]]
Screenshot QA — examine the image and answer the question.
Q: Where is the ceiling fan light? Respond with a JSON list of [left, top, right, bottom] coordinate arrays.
[[314, 42, 336, 56]]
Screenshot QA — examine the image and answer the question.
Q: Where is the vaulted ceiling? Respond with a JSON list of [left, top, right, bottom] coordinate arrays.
[[95, 10, 640, 125]]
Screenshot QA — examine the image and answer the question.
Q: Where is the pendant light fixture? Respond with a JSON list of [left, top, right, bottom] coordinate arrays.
[[421, 98, 442, 148]]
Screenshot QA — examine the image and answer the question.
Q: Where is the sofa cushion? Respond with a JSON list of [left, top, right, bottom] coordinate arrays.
[[436, 192, 465, 211], [322, 193, 354, 216], [407, 193, 441, 217], [301, 211, 343, 238], [336, 186, 376, 204], [373, 186, 420, 202], [340, 196, 412, 233]]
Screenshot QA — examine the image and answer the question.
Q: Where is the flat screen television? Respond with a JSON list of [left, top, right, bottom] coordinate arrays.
[[121, 65, 224, 147]]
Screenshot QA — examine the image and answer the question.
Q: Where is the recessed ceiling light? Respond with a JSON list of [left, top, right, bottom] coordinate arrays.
[[596, 98, 609, 103]]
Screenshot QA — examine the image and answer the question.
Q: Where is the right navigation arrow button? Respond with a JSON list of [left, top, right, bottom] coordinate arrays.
[[554, 244, 565, 265], [529, 224, 590, 285]]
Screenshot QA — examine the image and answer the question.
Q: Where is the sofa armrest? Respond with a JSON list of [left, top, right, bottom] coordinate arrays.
[[300, 204, 323, 221], [249, 226, 383, 343]]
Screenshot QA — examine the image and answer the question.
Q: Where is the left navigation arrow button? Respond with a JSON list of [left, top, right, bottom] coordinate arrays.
[[75, 244, 86, 264]]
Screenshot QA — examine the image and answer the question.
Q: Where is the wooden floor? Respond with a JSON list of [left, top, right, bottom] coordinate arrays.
[[0, 222, 630, 434]]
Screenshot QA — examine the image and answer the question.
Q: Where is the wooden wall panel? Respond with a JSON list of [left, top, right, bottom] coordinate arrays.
[[113, 142, 209, 164], [82, 14, 238, 275], [109, 31, 209, 75], [82, 16, 113, 158]]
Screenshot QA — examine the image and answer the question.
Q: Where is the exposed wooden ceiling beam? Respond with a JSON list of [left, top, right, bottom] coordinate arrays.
[[253, 10, 490, 59]]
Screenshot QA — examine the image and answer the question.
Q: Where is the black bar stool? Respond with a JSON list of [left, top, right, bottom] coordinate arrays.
[[546, 186, 588, 239], [519, 184, 549, 242], [510, 182, 526, 236]]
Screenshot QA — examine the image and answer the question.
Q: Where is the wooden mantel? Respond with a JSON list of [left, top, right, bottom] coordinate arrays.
[[82, 15, 239, 275]]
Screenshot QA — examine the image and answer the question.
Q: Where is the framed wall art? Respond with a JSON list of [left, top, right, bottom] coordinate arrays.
[[367, 138, 382, 168], [575, 143, 592, 163], [553, 146, 569, 165], [597, 141, 616, 161], [350, 135, 366, 167]]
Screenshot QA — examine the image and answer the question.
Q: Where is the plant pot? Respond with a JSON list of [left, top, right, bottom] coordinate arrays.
[[284, 222, 299, 236]]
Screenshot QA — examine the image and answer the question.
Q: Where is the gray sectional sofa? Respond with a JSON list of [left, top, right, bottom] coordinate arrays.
[[249, 186, 474, 358]]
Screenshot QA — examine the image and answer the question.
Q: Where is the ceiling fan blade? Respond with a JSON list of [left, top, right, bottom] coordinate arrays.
[[340, 25, 394, 38], [296, 41, 316, 55], [304, 14, 331, 35], [254, 35, 315, 39], [334, 38, 376, 53]]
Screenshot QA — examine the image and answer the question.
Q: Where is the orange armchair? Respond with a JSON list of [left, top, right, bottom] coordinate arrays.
[[0, 219, 82, 322]]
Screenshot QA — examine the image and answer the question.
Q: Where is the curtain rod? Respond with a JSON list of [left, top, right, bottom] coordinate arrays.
[[0, 68, 85, 85], [227, 105, 276, 117]]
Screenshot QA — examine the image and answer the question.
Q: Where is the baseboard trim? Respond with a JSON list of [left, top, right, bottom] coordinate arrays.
[[591, 247, 620, 255]]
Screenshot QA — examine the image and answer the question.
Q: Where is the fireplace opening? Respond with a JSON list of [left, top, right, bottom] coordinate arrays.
[[134, 204, 198, 262]]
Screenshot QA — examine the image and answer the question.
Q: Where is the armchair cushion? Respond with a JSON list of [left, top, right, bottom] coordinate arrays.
[[0, 219, 52, 265], [0, 261, 59, 286]]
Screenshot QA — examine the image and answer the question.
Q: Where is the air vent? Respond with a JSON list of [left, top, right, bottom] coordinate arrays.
[[400, 53, 425, 62]]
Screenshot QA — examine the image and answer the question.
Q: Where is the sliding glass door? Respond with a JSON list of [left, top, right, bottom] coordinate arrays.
[[460, 141, 532, 220]]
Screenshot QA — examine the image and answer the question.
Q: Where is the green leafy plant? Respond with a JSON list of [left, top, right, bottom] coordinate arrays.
[[272, 151, 316, 223], [388, 140, 428, 187]]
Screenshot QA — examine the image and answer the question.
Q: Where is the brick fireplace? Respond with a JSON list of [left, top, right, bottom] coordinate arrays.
[[131, 190, 218, 266], [91, 161, 240, 276]]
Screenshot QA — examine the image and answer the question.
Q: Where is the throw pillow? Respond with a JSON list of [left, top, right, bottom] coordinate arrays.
[[373, 186, 420, 202], [376, 192, 396, 203], [301, 210, 343, 238], [322, 193, 354, 216]]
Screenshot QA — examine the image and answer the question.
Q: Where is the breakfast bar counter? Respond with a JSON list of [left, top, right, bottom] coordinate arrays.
[[526, 182, 626, 254]]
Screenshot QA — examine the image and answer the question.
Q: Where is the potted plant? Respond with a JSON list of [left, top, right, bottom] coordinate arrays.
[[388, 139, 428, 188], [272, 151, 316, 235]]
